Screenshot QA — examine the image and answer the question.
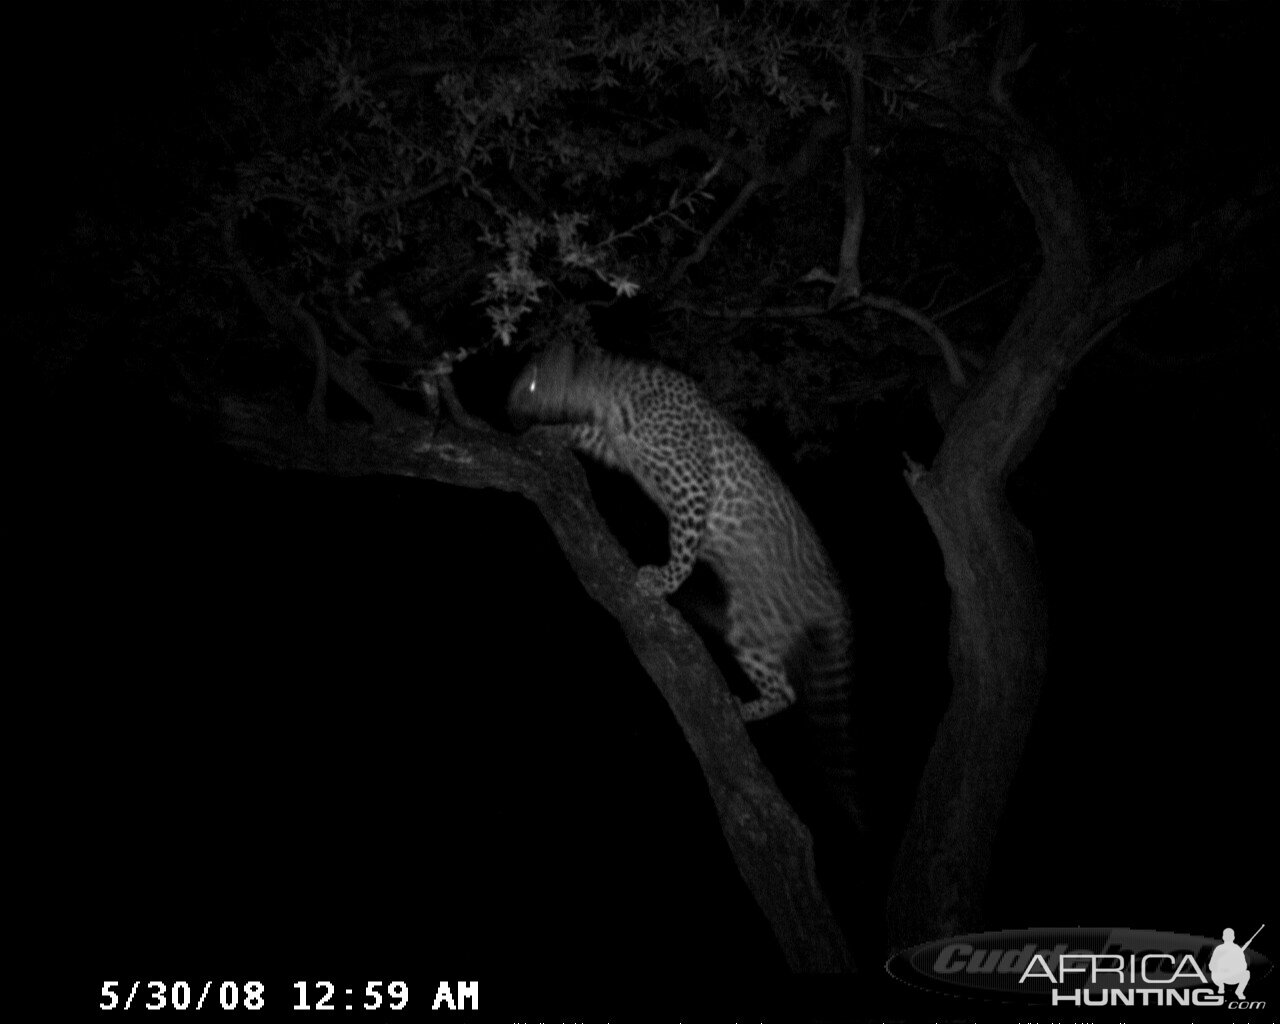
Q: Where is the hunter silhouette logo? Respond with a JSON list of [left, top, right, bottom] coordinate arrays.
[[1210, 924, 1263, 999], [887, 924, 1271, 1009]]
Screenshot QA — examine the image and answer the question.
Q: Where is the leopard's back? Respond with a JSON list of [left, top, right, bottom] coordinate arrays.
[[510, 345, 859, 823], [698, 406, 848, 657]]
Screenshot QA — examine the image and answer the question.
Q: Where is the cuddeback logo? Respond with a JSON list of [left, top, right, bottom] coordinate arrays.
[[886, 924, 1270, 1009]]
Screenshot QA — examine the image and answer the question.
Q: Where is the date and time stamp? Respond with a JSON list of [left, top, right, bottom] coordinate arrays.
[[98, 980, 477, 1014]]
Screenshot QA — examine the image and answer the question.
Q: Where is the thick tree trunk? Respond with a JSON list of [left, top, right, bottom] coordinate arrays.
[[887, 270, 1085, 949], [883, 135, 1273, 948], [887, 489, 1045, 944]]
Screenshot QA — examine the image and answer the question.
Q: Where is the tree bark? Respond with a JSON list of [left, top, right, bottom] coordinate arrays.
[[885, 137, 1276, 950], [216, 401, 854, 973], [887, 273, 1080, 948]]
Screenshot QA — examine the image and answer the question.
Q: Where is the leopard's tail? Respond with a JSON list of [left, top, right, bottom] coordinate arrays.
[[788, 616, 862, 832]]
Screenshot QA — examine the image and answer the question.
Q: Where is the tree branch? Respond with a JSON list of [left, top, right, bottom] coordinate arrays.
[[855, 293, 967, 386], [827, 48, 867, 307], [222, 215, 416, 429], [665, 299, 828, 320], [1094, 173, 1280, 324], [620, 115, 843, 189], [665, 179, 762, 288], [215, 404, 854, 973]]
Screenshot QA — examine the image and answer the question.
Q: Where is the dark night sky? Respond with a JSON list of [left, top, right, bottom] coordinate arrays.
[[13, 3, 1276, 1021]]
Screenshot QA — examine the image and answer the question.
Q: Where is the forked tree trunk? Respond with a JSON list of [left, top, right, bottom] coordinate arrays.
[[880, 5, 1106, 947], [883, 122, 1273, 947], [887, 270, 1089, 948]]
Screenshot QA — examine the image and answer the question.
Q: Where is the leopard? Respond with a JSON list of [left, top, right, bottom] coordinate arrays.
[[509, 343, 859, 825]]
